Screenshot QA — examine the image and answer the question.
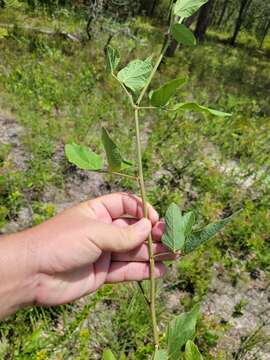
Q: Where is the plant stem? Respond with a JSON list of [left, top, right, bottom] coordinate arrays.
[[134, 108, 159, 349], [133, 18, 175, 350], [137, 42, 170, 106], [112, 73, 135, 108], [96, 170, 138, 181]]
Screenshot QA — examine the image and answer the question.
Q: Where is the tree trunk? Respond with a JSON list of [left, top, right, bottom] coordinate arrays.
[[230, 0, 253, 46], [165, 13, 197, 58], [165, 38, 178, 57], [194, 0, 215, 42], [260, 18, 270, 49], [217, 0, 230, 27], [140, 0, 158, 16]]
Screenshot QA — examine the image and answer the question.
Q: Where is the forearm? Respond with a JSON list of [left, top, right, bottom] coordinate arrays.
[[0, 232, 38, 319]]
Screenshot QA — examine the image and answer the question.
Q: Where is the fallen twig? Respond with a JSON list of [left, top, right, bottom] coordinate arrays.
[[0, 22, 81, 42]]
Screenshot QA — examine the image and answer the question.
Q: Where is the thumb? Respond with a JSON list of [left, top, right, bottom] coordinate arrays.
[[91, 218, 152, 253]]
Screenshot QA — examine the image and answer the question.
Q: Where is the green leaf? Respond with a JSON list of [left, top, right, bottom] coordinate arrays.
[[182, 211, 196, 237], [174, 0, 208, 18], [102, 349, 117, 360], [101, 127, 132, 172], [162, 203, 185, 253], [185, 340, 203, 360], [184, 214, 234, 254], [150, 78, 186, 107], [117, 57, 153, 93], [153, 349, 168, 360], [65, 143, 103, 171], [162, 203, 195, 253], [106, 46, 120, 73], [101, 127, 123, 172], [121, 159, 133, 169], [167, 305, 200, 360], [0, 28, 8, 39], [173, 102, 232, 117], [171, 24, 197, 46]]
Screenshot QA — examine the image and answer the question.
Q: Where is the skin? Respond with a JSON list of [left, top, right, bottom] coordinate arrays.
[[0, 192, 171, 320]]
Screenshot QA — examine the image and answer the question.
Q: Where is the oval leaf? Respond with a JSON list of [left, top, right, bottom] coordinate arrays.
[[65, 143, 103, 171], [162, 204, 195, 253], [167, 305, 200, 360], [172, 24, 196, 46], [162, 203, 185, 253], [182, 211, 196, 237], [185, 340, 203, 360], [117, 57, 153, 93], [173, 102, 231, 117], [150, 78, 186, 107], [102, 349, 117, 360], [101, 127, 123, 172], [184, 214, 235, 254], [174, 0, 208, 18], [106, 46, 120, 74]]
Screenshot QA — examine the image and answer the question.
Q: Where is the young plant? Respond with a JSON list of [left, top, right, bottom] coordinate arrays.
[[65, 0, 235, 358]]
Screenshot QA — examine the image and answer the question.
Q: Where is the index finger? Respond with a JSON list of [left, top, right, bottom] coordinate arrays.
[[86, 192, 159, 224]]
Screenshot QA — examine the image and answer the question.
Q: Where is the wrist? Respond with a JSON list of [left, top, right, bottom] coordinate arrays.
[[0, 231, 39, 319]]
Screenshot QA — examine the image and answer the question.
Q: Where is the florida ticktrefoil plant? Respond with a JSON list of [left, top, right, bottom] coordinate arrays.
[[65, 0, 235, 358]]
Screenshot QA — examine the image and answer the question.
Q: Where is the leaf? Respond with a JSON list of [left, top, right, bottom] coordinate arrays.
[[117, 57, 153, 93], [173, 102, 232, 117], [162, 203, 185, 253], [171, 24, 197, 46], [182, 211, 196, 237], [184, 214, 234, 254], [106, 46, 120, 73], [101, 127, 123, 172], [121, 159, 133, 169], [153, 350, 168, 360], [150, 78, 186, 107], [101, 127, 132, 172], [65, 143, 103, 171], [167, 305, 200, 360], [102, 349, 117, 360], [0, 28, 8, 39], [185, 340, 203, 360], [174, 0, 209, 18], [162, 203, 195, 253]]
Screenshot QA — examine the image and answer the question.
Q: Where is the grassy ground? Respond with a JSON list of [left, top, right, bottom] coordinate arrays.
[[0, 3, 270, 359]]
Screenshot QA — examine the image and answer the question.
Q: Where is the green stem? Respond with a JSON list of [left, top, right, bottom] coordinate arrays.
[[137, 16, 184, 107], [133, 17, 176, 350], [137, 42, 170, 106], [112, 73, 135, 107], [135, 108, 159, 349], [96, 170, 138, 181]]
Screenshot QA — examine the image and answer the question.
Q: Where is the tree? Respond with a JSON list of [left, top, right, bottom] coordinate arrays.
[[230, 0, 253, 46], [165, 13, 198, 57], [259, 17, 270, 48], [216, 0, 230, 28], [194, 0, 215, 42], [139, 0, 159, 16]]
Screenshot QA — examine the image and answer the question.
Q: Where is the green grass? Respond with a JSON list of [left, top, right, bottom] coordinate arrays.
[[0, 3, 270, 359]]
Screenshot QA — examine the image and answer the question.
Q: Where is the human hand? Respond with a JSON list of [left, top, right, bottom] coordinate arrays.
[[9, 193, 172, 310]]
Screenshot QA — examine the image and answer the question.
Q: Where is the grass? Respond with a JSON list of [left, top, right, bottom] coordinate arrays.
[[0, 3, 270, 359]]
